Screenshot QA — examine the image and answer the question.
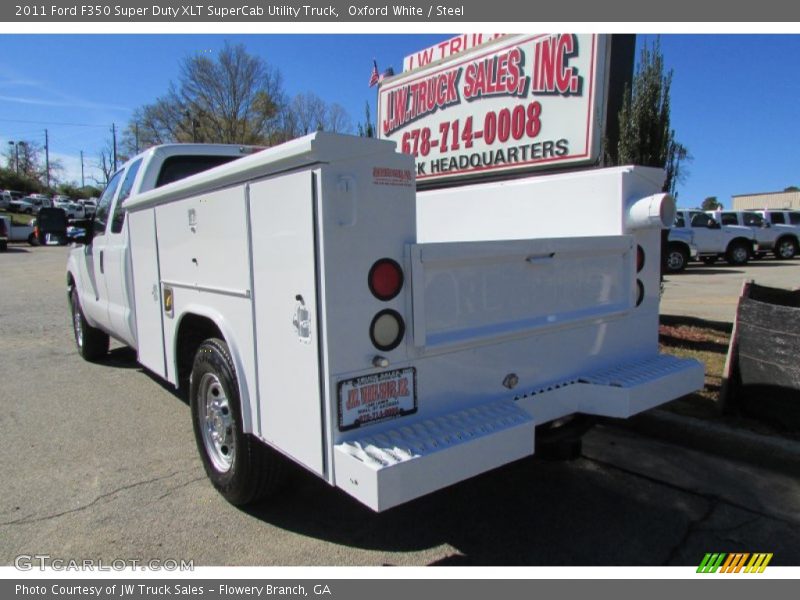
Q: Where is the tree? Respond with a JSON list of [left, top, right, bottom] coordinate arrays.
[[290, 92, 327, 136], [701, 196, 722, 211], [326, 103, 353, 134], [606, 38, 689, 196], [124, 42, 286, 148], [2, 139, 63, 192], [357, 102, 375, 138], [785, 186, 799, 192]]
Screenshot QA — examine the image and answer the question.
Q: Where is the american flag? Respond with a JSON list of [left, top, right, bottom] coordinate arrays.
[[369, 60, 380, 87]]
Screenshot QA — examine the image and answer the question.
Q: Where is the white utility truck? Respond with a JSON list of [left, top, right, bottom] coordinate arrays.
[[67, 132, 703, 512]]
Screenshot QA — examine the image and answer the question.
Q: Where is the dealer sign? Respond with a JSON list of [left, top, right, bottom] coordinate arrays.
[[378, 34, 609, 185]]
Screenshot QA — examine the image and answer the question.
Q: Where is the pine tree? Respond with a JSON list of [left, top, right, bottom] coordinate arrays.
[[607, 39, 688, 196]]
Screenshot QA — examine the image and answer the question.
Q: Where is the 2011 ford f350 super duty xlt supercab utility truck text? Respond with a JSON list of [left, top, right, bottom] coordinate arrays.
[[67, 132, 703, 512]]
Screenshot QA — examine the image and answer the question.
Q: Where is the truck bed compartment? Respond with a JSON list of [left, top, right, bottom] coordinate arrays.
[[409, 235, 635, 349]]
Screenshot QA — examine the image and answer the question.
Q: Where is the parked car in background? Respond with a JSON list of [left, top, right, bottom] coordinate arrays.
[[756, 209, 800, 227], [53, 198, 86, 219], [79, 198, 97, 217], [709, 210, 798, 259], [0, 216, 7, 251], [673, 209, 758, 266], [12, 195, 53, 214], [0, 190, 12, 210], [0, 214, 36, 246]]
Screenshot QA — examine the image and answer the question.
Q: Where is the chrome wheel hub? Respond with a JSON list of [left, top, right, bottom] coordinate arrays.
[[72, 300, 83, 347], [198, 373, 235, 473]]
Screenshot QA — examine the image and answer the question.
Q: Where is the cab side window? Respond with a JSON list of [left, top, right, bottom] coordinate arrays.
[[771, 212, 786, 224], [720, 213, 738, 226], [111, 159, 143, 234], [743, 213, 764, 227], [94, 170, 124, 235], [690, 212, 715, 228]]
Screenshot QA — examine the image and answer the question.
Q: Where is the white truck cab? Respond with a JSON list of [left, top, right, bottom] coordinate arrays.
[[672, 209, 757, 265], [67, 133, 703, 512]]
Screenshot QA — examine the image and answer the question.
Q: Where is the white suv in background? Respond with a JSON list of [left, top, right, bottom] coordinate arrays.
[[710, 210, 798, 259], [672, 209, 758, 266]]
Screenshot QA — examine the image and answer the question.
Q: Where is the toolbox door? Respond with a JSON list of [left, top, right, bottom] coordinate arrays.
[[249, 171, 325, 475]]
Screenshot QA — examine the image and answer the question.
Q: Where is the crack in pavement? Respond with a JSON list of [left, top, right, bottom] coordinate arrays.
[[155, 476, 206, 501], [0, 471, 185, 527], [662, 497, 718, 566]]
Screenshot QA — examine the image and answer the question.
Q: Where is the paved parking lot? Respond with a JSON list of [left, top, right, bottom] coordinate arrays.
[[662, 259, 800, 323], [2, 245, 799, 567]]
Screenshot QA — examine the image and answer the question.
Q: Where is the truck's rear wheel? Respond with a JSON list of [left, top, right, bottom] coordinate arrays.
[[190, 338, 284, 506], [726, 241, 750, 266], [69, 288, 109, 361]]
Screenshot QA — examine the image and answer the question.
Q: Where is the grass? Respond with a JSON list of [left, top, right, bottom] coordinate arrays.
[[0, 209, 35, 226], [658, 314, 799, 439]]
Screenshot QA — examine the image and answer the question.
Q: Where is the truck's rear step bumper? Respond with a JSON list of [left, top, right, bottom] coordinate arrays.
[[334, 354, 703, 511]]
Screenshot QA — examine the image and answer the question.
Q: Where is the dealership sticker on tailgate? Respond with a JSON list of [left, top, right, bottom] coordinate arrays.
[[338, 367, 417, 431]]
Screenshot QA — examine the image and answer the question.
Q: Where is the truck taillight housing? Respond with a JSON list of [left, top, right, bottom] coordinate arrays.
[[368, 258, 404, 301], [370, 309, 405, 351], [636, 280, 645, 307]]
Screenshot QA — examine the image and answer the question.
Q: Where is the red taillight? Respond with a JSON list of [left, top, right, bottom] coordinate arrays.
[[368, 258, 404, 301], [637, 245, 645, 272]]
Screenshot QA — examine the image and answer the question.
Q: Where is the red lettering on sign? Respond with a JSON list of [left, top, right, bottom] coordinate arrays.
[[531, 34, 582, 96]]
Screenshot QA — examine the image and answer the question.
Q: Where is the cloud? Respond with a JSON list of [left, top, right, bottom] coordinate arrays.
[[0, 93, 128, 112]]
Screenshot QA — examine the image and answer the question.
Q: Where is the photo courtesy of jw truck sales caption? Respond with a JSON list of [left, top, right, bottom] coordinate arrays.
[[64, 33, 703, 513]]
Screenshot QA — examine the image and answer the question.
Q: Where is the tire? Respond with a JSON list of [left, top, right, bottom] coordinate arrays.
[[0, 241, 7, 252], [726, 241, 750, 266], [775, 237, 797, 260], [190, 338, 285, 506], [69, 287, 109, 361], [665, 244, 689, 273], [27, 233, 39, 246], [701, 256, 718, 265]]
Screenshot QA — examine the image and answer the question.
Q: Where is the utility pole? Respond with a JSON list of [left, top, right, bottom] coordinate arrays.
[[111, 123, 118, 171], [44, 129, 50, 191], [80, 150, 85, 188]]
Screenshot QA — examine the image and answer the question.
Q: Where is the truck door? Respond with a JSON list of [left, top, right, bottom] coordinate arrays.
[[83, 169, 124, 331], [690, 211, 723, 254], [104, 159, 143, 347]]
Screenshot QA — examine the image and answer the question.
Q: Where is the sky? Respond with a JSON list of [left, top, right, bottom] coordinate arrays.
[[0, 33, 798, 207]]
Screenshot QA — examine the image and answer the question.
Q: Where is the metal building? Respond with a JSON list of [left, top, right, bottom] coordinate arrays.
[[732, 190, 800, 210]]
